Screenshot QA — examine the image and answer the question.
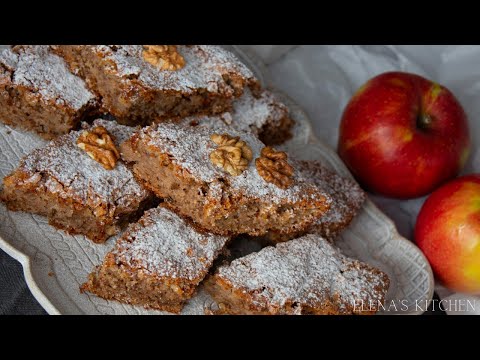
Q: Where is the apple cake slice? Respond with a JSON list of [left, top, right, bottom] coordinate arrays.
[[0, 45, 99, 139], [120, 121, 332, 237], [82, 205, 230, 313], [205, 234, 390, 315], [0, 119, 153, 243], [53, 45, 259, 126]]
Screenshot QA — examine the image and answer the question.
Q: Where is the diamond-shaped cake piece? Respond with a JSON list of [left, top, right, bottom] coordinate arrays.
[[82, 205, 230, 313]]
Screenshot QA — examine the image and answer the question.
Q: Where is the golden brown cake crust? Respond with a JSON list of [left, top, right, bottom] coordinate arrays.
[[0, 119, 152, 243], [53, 45, 259, 126], [205, 234, 389, 315], [120, 121, 331, 237], [81, 205, 230, 313]]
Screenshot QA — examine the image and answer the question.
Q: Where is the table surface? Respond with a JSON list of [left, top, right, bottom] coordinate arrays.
[[0, 45, 456, 315], [0, 248, 46, 315]]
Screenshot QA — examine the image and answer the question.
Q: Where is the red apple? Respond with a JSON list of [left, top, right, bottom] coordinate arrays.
[[415, 175, 480, 294], [338, 71, 470, 199]]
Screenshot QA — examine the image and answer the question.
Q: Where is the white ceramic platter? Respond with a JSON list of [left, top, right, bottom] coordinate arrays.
[[0, 46, 434, 314]]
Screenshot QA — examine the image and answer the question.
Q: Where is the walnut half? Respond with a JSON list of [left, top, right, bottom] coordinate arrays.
[[209, 133, 253, 176], [143, 45, 186, 71], [256, 147, 294, 189], [76, 126, 120, 170]]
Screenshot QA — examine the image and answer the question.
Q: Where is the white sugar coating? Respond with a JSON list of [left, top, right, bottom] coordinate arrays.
[[0, 46, 96, 110], [180, 88, 290, 134], [91, 45, 256, 94], [228, 88, 290, 133], [298, 161, 366, 232], [217, 234, 389, 312], [116, 206, 229, 281], [19, 119, 149, 210], [139, 121, 329, 205]]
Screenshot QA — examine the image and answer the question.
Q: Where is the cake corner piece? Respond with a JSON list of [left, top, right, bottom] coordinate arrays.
[[0, 45, 99, 139]]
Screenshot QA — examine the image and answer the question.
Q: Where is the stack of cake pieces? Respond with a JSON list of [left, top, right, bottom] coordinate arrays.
[[0, 45, 389, 315]]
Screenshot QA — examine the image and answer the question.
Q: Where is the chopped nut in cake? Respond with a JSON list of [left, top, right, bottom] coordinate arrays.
[[120, 121, 332, 237], [81, 205, 230, 313], [205, 234, 390, 315], [0, 119, 153, 243], [0, 45, 99, 139], [53, 45, 258, 126], [264, 160, 366, 243]]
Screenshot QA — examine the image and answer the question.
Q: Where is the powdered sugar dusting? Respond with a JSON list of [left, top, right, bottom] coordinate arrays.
[[139, 121, 328, 205], [180, 88, 290, 135], [19, 119, 149, 210], [181, 88, 289, 135], [116, 206, 229, 281], [298, 160, 366, 239], [92, 45, 256, 94], [0, 46, 96, 110], [228, 88, 290, 133], [217, 234, 389, 312]]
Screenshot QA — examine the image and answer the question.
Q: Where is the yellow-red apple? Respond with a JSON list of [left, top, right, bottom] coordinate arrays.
[[338, 71, 470, 199], [415, 175, 480, 294]]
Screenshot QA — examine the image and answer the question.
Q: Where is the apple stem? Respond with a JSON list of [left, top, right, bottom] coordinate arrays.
[[417, 113, 433, 130]]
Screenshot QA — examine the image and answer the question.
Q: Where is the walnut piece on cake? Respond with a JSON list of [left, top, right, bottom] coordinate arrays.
[[209, 133, 253, 176], [120, 120, 332, 237], [53, 45, 259, 126], [0, 119, 153, 243], [0, 45, 99, 139], [76, 125, 120, 170], [81, 205, 230, 313], [205, 234, 389, 315], [255, 146, 294, 189], [142, 45, 186, 70]]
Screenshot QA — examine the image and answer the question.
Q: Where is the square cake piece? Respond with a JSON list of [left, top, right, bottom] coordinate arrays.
[[0, 119, 152, 243], [120, 121, 331, 237], [264, 160, 366, 243], [53, 45, 258, 125], [0, 45, 99, 139], [81, 205, 230, 313], [205, 234, 390, 315]]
